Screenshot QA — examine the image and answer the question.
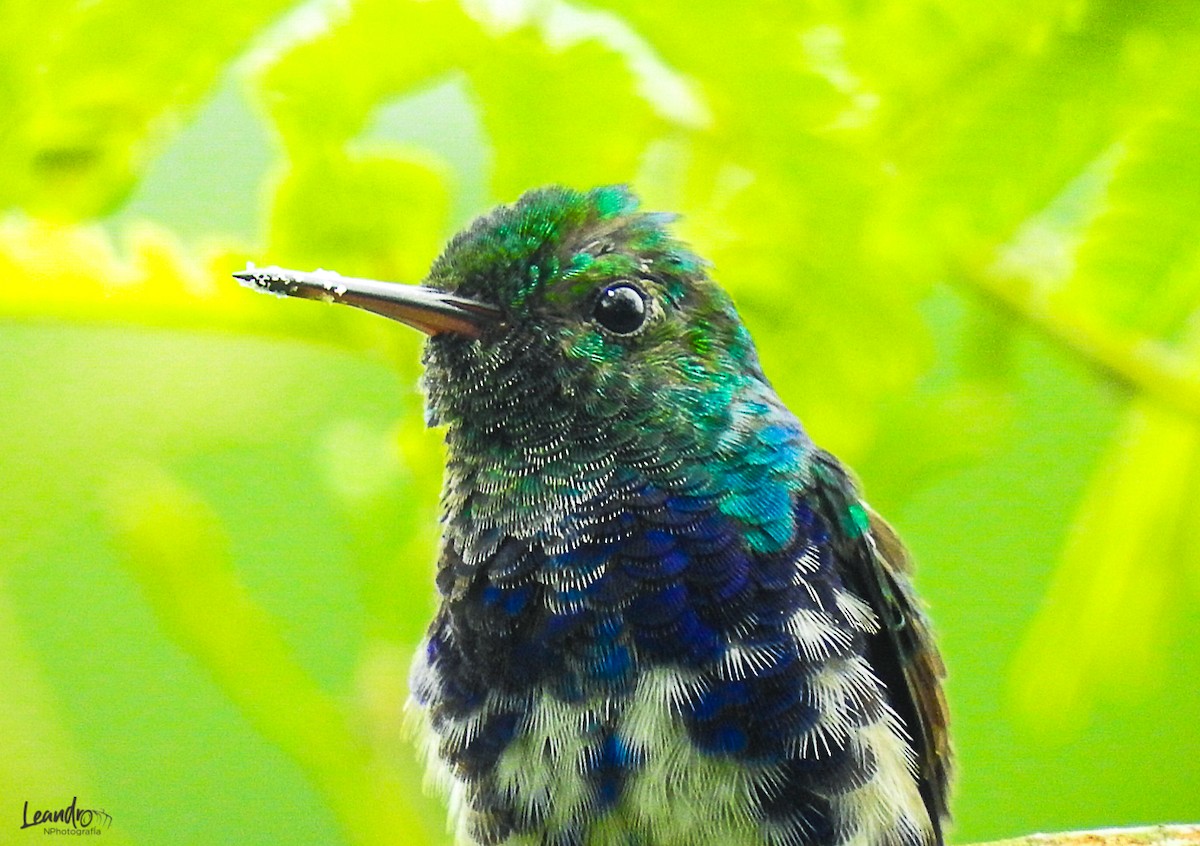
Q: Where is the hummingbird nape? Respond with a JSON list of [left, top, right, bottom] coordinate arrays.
[[238, 185, 952, 846]]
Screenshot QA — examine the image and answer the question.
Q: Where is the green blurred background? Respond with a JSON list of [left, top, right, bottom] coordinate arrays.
[[2, 0, 1199, 843]]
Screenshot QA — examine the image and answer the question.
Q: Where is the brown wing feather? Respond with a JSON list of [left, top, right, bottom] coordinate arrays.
[[866, 509, 953, 842], [812, 452, 953, 843]]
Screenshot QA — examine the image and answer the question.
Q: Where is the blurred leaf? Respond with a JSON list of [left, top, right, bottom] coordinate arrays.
[[104, 463, 436, 846], [267, 151, 451, 282], [316, 416, 444, 640], [252, 0, 483, 301], [254, 0, 487, 156], [0, 216, 419, 365], [255, 0, 666, 268], [0, 590, 135, 844], [861, 384, 1014, 508], [581, 0, 840, 133], [0, 216, 252, 326], [467, 27, 667, 198], [0, 0, 296, 218], [839, 0, 1084, 98], [1068, 68, 1200, 337], [1009, 399, 1200, 734], [884, 3, 1200, 247]]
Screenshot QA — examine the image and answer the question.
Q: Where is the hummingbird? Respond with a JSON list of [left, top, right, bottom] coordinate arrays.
[[236, 185, 951, 846]]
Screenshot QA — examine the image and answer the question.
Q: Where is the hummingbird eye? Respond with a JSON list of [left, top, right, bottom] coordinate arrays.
[[592, 283, 647, 334]]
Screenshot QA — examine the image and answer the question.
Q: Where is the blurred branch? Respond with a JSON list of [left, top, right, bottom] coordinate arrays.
[[965, 825, 1200, 846], [959, 266, 1200, 419]]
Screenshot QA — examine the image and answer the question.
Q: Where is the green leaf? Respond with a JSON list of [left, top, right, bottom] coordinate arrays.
[[579, 0, 841, 132], [267, 151, 451, 284], [1068, 69, 1200, 337], [254, 0, 487, 155], [0, 0, 297, 219], [466, 27, 667, 198], [881, 4, 1200, 248], [0, 589, 137, 844], [104, 464, 438, 846], [1009, 399, 1200, 733]]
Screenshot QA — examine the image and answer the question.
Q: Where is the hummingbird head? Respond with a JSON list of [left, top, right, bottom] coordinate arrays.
[[236, 185, 786, 493], [416, 186, 768, 448]]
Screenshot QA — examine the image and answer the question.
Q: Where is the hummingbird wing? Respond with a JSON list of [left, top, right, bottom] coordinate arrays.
[[811, 451, 953, 843]]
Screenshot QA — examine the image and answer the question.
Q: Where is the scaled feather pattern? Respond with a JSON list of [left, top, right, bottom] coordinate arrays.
[[388, 186, 949, 846]]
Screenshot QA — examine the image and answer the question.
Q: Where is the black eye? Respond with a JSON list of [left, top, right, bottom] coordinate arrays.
[[593, 283, 647, 334]]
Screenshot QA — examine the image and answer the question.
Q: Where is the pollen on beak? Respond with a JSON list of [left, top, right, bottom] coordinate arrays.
[[233, 265, 500, 339]]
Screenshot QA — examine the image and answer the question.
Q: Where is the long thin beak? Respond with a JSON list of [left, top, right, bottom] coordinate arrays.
[[233, 265, 500, 339]]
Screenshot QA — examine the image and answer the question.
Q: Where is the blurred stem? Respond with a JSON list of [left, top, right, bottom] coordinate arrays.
[[965, 825, 1200, 846], [960, 266, 1200, 418]]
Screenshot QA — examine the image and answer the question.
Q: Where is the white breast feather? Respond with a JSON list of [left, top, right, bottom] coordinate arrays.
[[408, 587, 933, 846]]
